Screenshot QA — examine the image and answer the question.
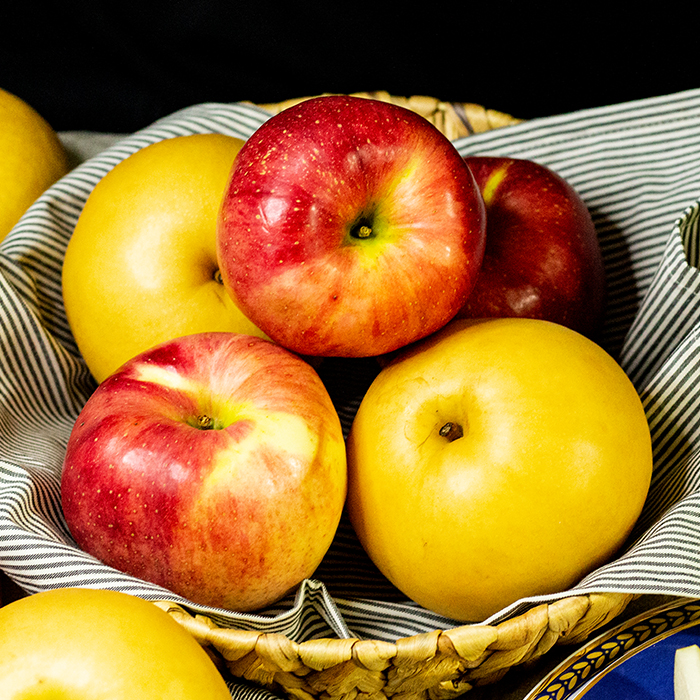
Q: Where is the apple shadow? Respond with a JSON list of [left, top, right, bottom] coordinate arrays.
[[313, 356, 409, 602], [315, 356, 380, 439]]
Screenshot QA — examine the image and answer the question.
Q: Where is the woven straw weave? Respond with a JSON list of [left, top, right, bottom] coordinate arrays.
[[155, 593, 634, 699], [146, 94, 633, 699], [257, 91, 522, 141]]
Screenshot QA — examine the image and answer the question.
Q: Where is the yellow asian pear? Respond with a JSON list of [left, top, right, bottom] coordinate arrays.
[[62, 133, 267, 383], [347, 317, 653, 622], [0, 87, 70, 240], [0, 587, 231, 698]]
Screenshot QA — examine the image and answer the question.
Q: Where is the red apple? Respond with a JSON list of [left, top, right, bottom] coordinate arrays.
[[217, 95, 486, 358], [61, 332, 347, 612], [456, 156, 606, 337]]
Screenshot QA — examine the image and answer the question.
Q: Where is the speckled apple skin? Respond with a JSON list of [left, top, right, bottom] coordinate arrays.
[[61, 332, 347, 612], [217, 95, 486, 358]]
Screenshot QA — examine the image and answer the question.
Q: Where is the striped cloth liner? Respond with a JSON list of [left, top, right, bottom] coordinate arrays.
[[2, 90, 700, 697]]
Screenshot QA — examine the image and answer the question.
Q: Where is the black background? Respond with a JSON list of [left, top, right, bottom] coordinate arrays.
[[2, 1, 697, 135]]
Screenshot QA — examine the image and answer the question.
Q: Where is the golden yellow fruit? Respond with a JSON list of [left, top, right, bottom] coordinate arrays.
[[62, 133, 268, 383], [0, 87, 70, 240], [347, 318, 653, 622], [0, 587, 231, 698]]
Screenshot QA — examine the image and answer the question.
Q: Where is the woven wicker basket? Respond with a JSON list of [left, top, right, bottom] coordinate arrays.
[[257, 91, 522, 140], [155, 592, 634, 699], [143, 93, 635, 699]]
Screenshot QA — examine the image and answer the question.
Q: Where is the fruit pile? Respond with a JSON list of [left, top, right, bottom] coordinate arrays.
[[56, 94, 653, 624], [1, 92, 654, 636]]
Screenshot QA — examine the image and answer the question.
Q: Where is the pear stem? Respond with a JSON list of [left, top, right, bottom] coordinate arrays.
[[439, 422, 463, 442]]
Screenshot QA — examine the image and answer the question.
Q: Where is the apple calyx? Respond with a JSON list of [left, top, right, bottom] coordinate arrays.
[[439, 421, 463, 442]]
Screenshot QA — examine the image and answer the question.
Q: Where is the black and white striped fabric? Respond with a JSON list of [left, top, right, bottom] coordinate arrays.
[[2, 90, 700, 697]]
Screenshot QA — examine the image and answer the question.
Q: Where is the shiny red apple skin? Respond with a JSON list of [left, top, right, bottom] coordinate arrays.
[[61, 332, 347, 612], [217, 95, 486, 358], [457, 156, 606, 337]]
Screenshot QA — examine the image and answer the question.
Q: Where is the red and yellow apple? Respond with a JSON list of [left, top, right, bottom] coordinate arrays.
[[457, 156, 606, 338], [62, 133, 268, 384], [0, 587, 231, 698], [61, 332, 347, 612], [217, 95, 486, 358], [347, 317, 652, 622]]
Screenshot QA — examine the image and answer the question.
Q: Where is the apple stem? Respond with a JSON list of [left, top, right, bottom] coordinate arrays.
[[349, 215, 374, 240], [197, 414, 215, 430], [214, 269, 223, 284], [439, 422, 463, 442]]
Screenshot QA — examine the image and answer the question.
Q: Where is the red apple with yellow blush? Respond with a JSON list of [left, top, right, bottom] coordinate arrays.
[[61, 332, 347, 612], [217, 95, 487, 358]]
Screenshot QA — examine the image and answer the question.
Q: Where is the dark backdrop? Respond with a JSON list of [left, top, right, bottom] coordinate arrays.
[[2, 1, 697, 134]]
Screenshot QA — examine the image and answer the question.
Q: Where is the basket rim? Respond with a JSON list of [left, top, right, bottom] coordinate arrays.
[[254, 91, 522, 140], [154, 591, 637, 698]]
